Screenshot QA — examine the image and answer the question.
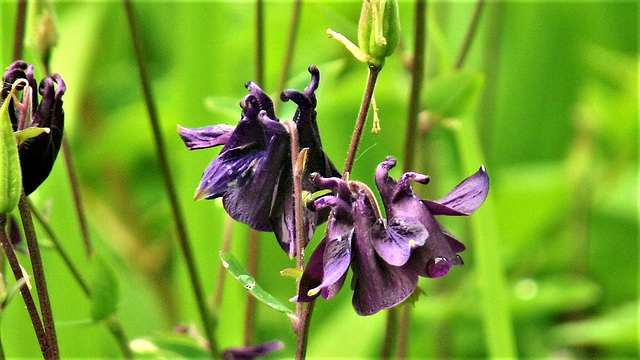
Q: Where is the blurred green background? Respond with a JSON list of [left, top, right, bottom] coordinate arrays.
[[0, 0, 637, 358]]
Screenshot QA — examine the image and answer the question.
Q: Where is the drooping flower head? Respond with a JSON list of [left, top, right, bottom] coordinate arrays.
[[2, 61, 66, 195], [375, 156, 489, 278], [297, 174, 418, 316], [178, 65, 339, 257], [297, 157, 489, 315]]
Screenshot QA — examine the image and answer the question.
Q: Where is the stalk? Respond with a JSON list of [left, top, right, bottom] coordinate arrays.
[[123, 1, 218, 356]]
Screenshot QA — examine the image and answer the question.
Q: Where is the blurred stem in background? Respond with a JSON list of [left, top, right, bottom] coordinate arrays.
[[274, 0, 302, 111], [213, 215, 233, 310], [384, 0, 427, 358], [29, 202, 134, 359], [122, 0, 219, 357]]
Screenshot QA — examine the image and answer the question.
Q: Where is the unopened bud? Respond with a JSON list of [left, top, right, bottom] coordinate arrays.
[[358, 0, 400, 67], [36, 10, 58, 66]]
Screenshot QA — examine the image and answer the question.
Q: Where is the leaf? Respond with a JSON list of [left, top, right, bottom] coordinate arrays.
[[89, 254, 120, 321], [280, 268, 303, 279], [425, 70, 485, 119], [220, 251, 296, 318], [14, 127, 49, 146], [130, 333, 210, 359], [0, 89, 22, 214]]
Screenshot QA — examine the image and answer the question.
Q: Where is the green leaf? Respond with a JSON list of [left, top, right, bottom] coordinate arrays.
[[280, 268, 303, 279], [14, 127, 49, 147], [0, 91, 22, 214], [130, 333, 210, 359], [220, 251, 296, 318], [425, 70, 485, 119], [89, 254, 120, 321]]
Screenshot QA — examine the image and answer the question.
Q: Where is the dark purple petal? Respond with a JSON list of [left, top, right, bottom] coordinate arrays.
[[371, 217, 428, 266], [438, 222, 466, 252], [350, 192, 418, 316], [177, 124, 235, 150], [195, 148, 264, 200], [407, 211, 464, 278], [314, 221, 353, 299], [244, 82, 276, 120], [423, 165, 489, 216], [311, 174, 351, 201], [222, 341, 283, 360], [297, 238, 327, 302]]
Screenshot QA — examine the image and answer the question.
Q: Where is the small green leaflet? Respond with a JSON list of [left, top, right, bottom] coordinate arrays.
[[130, 333, 210, 359], [0, 87, 22, 214], [89, 254, 120, 321], [219, 251, 296, 320]]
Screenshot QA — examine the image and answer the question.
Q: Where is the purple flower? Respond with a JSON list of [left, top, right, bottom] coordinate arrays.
[[222, 341, 283, 360], [375, 156, 489, 278], [178, 66, 339, 257], [297, 175, 418, 316], [297, 157, 489, 315], [2, 61, 66, 195]]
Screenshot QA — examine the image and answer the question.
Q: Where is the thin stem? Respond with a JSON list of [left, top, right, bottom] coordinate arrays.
[[343, 65, 381, 174], [213, 215, 233, 309], [295, 301, 315, 360], [12, 0, 26, 61], [244, 230, 259, 346], [29, 202, 134, 359], [392, 1, 428, 358], [397, 306, 411, 359], [255, 0, 264, 86], [402, 0, 426, 172], [123, 1, 218, 357], [61, 139, 94, 257], [453, 0, 485, 70], [0, 328, 5, 360], [18, 192, 59, 359], [274, 0, 303, 110], [379, 306, 397, 360], [0, 214, 49, 358]]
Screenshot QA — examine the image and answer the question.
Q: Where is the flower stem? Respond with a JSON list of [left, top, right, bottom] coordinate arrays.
[[28, 202, 134, 359], [18, 192, 59, 359], [244, 229, 259, 346], [11, 0, 26, 61], [453, 0, 486, 70], [61, 139, 94, 257], [379, 306, 397, 360], [123, 1, 218, 357], [295, 301, 315, 360], [255, 0, 264, 86], [396, 306, 411, 359], [0, 214, 50, 358], [343, 65, 381, 175], [274, 0, 303, 109]]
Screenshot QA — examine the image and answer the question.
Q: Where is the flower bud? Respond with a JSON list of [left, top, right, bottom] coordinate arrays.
[[358, 0, 400, 66]]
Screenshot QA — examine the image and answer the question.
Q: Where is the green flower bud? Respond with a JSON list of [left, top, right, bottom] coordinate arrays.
[[358, 0, 400, 66]]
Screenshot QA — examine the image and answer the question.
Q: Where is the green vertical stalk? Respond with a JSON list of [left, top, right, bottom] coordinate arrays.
[[454, 121, 517, 359]]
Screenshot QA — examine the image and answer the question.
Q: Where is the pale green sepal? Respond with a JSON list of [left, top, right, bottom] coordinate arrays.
[[14, 127, 50, 147], [0, 84, 23, 214]]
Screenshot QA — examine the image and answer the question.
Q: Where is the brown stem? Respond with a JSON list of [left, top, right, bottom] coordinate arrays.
[[61, 139, 93, 257], [453, 0, 486, 70], [0, 214, 49, 358], [343, 65, 381, 174], [18, 192, 59, 359], [397, 306, 411, 359], [12, 0, 26, 61], [244, 229, 259, 346], [123, 1, 218, 357], [295, 301, 315, 360], [255, 0, 264, 86], [379, 307, 397, 360], [274, 0, 303, 110]]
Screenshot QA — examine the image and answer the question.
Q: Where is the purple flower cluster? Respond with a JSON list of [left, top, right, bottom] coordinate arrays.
[[179, 66, 340, 257], [2, 61, 66, 195], [296, 157, 489, 315]]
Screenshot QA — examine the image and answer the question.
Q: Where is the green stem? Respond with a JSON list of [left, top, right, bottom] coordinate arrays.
[[11, 0, 26, 61], [379, 306, 397, 360], [396, 306, 410, 359], [0, 214, 49, 358], [343, 65, 381, 175], [454, 122, 517, 359], [453, 0, 485, 70], [213, 215, 233, 309], [274, 0, 303, 110], [255, 0, 264, 86], [18, 192, 59, 359], [61, 139, 94, 257], [122, 1, 218, 357]]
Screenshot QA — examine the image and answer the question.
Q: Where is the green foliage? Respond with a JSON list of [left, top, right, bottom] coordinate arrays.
[[89, 254, 120, 322], [220, 251, 296, 319], [130, 333, 209, 359], [424, 70, 484, 119]]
